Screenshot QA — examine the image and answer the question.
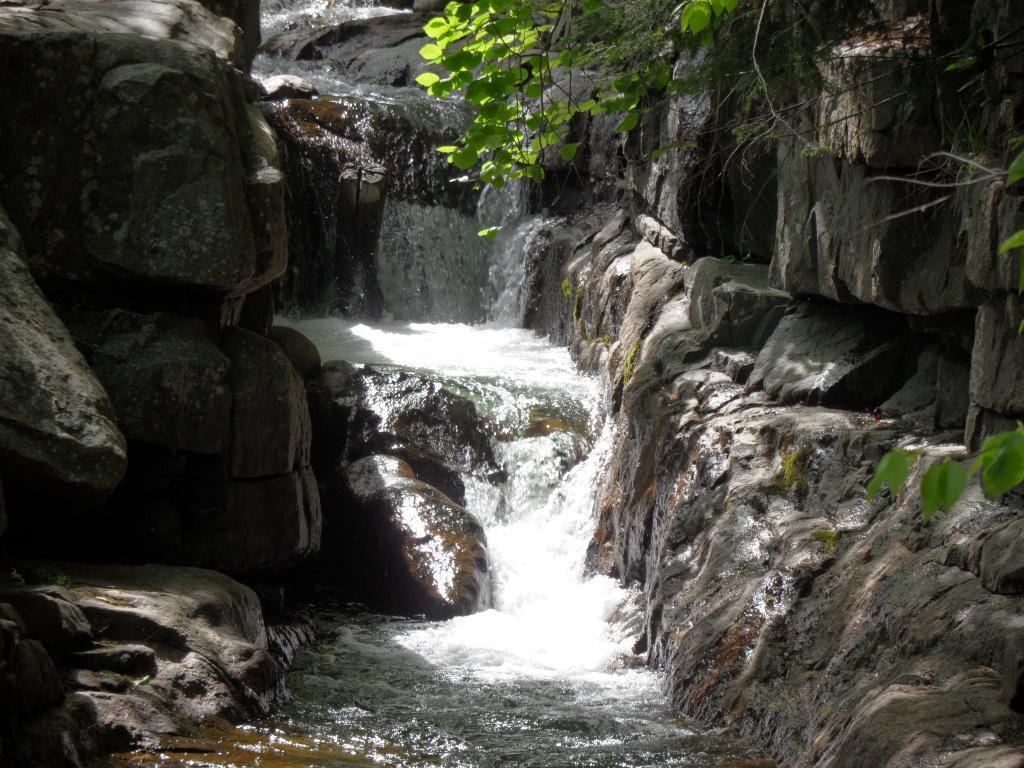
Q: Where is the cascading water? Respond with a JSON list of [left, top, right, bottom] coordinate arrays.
[[104, 1, 768, 764]]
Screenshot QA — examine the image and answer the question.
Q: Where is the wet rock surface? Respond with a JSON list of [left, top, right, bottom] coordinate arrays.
[[306, 361, 498, 618], [0, 563, 289, 766], [309, 361, 501, 481], [316, 455, 491, 619], [262, 11, 431, 87], [267, 94, 472, 315], [526, 36, 1024, 767], [536, 31, 1024, 750], [543, 215, 1024, 767]]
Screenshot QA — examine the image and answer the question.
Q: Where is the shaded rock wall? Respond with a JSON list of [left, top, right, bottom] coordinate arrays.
[[0, 564, 284, 767], [526, 0, 1024, 765], [0, 0, 318, 576], [0, 0, 317, 763]]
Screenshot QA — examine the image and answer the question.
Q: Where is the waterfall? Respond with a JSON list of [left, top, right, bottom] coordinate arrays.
[[397, 424, 642, 679], [374, 201, 492, 323], [257, 0, 685, 755], [486, 214, 555, 327]]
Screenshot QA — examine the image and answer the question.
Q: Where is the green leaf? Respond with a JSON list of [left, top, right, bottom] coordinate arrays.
[[424, 17, 449, 39], [998, 230, 1024, 254], [442, 49, 482, 71], [944, 55, 977, 72], [1009, 149, 1024, 186], [976, 430, 1024, 498], [558, 142, 579, 162], [450, 146, 479, 170], [416, 72, 441, 87], [615, 112, 639, 133], [478, 226, 501, 240], [436, 145, 458, 154], [920, 460, 967, 522], [419, 43, 443, 61], [867, 449, 918, 500], [680, 1, 712, 34]]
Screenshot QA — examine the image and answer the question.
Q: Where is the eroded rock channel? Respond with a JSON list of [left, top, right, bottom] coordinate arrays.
[[0, 0, 1022, 766]]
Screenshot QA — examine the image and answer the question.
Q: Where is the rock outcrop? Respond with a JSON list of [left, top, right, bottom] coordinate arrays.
[[305, 362, 495, 617], [0, 212, 127, 504], [320, 455, 491, 619], [266, 93, 472, 316], [261, 12, 432, 88], [0, 563, 286, 766], [37, 309, 323, 576], [523, 3, 1024, 763], [0, 0, 315, 762], [538, 223, 1024, 767], [0, 3, 286, 322]]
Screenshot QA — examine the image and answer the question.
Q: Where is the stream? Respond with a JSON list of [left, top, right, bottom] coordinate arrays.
[[104, 1, 769, 764], [105, 319, 763, 768]]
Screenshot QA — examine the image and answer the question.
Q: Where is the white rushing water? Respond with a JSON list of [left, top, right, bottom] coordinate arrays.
[[400, 424, 640, 681], [285, 316, 657, 694], [261, 0, 673, 747]]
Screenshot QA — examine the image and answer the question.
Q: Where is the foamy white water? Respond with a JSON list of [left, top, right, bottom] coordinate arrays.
[[399, 423, 643, 683], [283, 316, 655, 692]]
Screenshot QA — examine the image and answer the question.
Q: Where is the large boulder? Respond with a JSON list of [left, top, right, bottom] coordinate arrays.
[[318, 455, 491, 619], [309, 362, 500, 483], [41, 311, 321, 576], [0, 0, 241, 64], [65, 562, 277, 690], [0, 213, 127, 502], [5, 563, 287, 757], [222, 327, 312, 478], [63, 309, 232, 455], [262, 12, 431, 87], [0, 23, 286, 309], [748, 302, 915, 408]]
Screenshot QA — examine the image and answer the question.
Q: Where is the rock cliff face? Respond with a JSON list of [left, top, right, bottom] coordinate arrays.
[[526, 1, 1024, 765], [0, 0, 318, 763]]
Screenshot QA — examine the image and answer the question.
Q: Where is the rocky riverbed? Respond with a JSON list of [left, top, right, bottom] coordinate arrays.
[[1, 0, 1023, 766]]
